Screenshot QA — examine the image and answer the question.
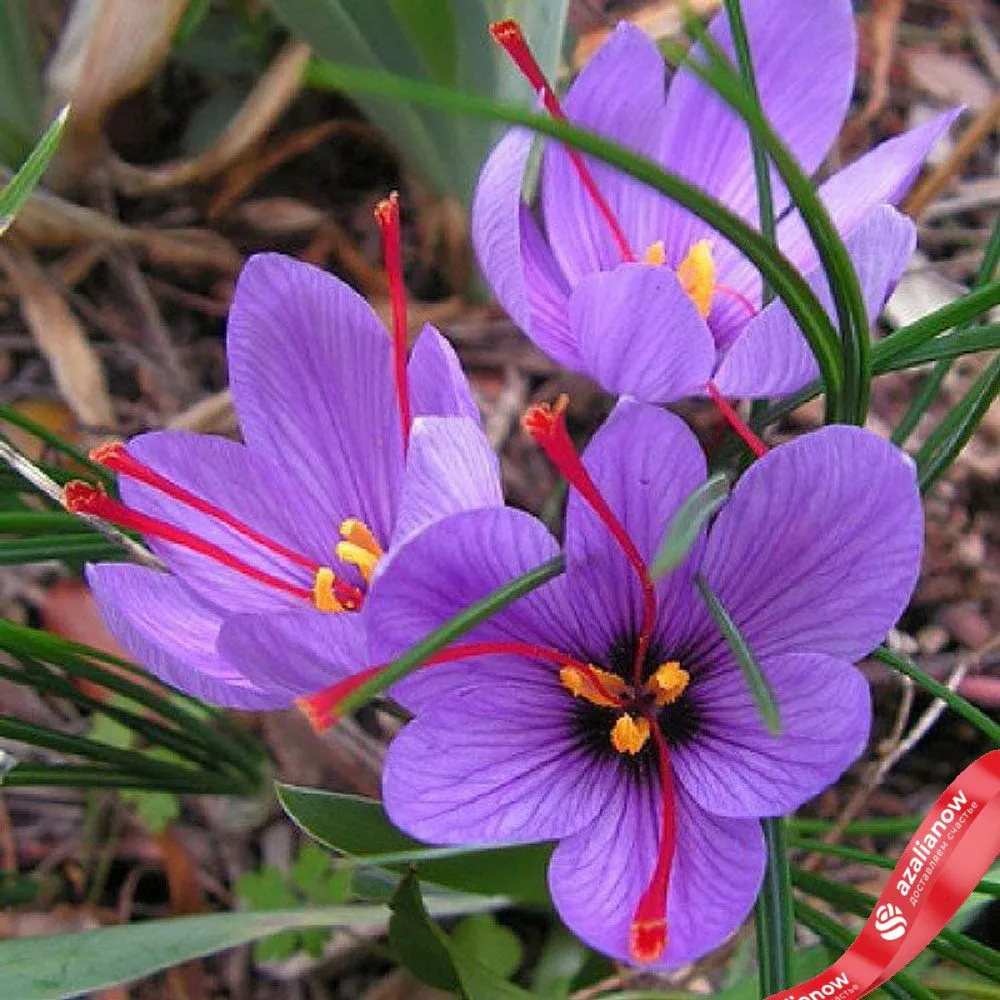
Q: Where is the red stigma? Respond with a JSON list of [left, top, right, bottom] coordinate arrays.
[[523, 396, 657, 687], [489, 19, 635, 263], [65, 479, 363, 610], [630, 724, 676, 963], [704, 381, 768, 459], [375, 192, 411, 454], [91, 443, 321, 572], [298, 640, 614, 731]]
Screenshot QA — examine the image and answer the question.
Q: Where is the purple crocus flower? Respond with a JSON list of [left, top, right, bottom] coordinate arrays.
[[72, 224, 501, 711], [365, 400, 922, 966], [475, 4, 958, 402]]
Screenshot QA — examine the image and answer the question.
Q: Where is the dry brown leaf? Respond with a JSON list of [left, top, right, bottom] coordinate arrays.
[[1, 400, 79, 462], [0, 244, 114, 432], [111, 42, 312, 196], [44, 0, 189, 187], [1, 176, 243, 274]]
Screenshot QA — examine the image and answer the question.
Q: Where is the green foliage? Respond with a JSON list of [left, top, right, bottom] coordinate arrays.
[[236, 844, 352, 961], [274, 0, 568, 202], [390, 873, 534, 997], [0, 0, 44, 165], [696, 575, 782, 735], [0, 620, 263, 795], [0, 107, 69, 234], [277, 783, 552, 904], [651, 473, 730, 579], [0, 895, 494, 1000]]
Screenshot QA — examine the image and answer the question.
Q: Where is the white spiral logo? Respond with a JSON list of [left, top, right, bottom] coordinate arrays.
[[874, 903, 908, 941]]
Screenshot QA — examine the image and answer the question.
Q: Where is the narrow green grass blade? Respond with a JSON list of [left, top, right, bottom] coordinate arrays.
[[794, 900, 936, 1000], [0, 106, 69, 234], [0, 535, 125, 565], [651, 473, 729, 579], [695, 574, 781, 735], [873, 645, 1000, 744], [894, 216, 1000, 445], [793, 868, 1000, 982], [303, 59, 843, 398], [787, 836, 1000, 897], [337, 555, 565, 716], [756, 817, 796, 994], [0, 403, 111, 480]]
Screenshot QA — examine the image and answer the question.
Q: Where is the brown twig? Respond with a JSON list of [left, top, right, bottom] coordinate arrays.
[[904, 95, 1000, 218]]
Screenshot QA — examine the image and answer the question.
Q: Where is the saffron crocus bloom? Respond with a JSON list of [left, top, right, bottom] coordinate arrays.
[[367, 401, 922, 966], [76, 238, 501, 709], [474, 3, 958, 401]]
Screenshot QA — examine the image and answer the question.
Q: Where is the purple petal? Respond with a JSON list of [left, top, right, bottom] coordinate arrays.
[[541, 23, 668, 281], [549, 776, 764, 967], [673, 653, 870, 817], [367, 507, 580, 712], [472, 130, 581, 370], [695, 426, 922, 663], [775, 110, 959, 276], [520, 207, 580, 369], [657, 0, 856, 261], [383, 667, 607, 845], [121, 431, 339, 613], [714, 206, 916, 397], [389, 417, 503, 551], [407, 325, 479, 423], [227, 253, 402, 542], [86, 563, 286, 709], [216, 609, 368, 696], [571, 264, 716, 402], [564, 400, 707, 656]]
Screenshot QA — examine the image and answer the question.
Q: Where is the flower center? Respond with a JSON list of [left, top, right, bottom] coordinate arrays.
[[560, 660, 689, 755], [66, 444, 373, 613]]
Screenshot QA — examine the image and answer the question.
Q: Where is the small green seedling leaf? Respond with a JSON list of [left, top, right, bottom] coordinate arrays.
[[451, 913, 523, 979]]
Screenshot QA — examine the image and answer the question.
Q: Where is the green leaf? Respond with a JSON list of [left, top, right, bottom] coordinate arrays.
[[787, 836, 1000, 897], [0, 0, 43, 164], [335, 554, 566, 717], [452, 913, 523, 979], [873, 646, 1000, 745], [695, 574, 782, 735], [0, 107, 69, 234], [530, 925, 589, 999], [894, 218, 1000, 446], [755, 817, 795, 994], [277, 783, 552, 904], [121, 790, 180, 834], [651, 473, 730, 579], [390, 874, 534, 999], [794, 901, 936, 1000], [0, 901, 492, 1000], [792, 869, 1000, 983], [916, 353, 1000, 493], [303, 59, 844, 397]]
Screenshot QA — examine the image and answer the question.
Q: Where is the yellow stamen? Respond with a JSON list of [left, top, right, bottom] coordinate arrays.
[[559, 664, 627, 709], [312, 567, 344, 613], [611, 713, 651, 755], [336, 519, 383, 584], [677, 239, 716, 317], [646, 661, 690, 707], [644, 239, 666, 266]]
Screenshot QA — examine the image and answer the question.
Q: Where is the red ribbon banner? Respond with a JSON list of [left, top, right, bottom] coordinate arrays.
[[768, 749, 1000, 1000]]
